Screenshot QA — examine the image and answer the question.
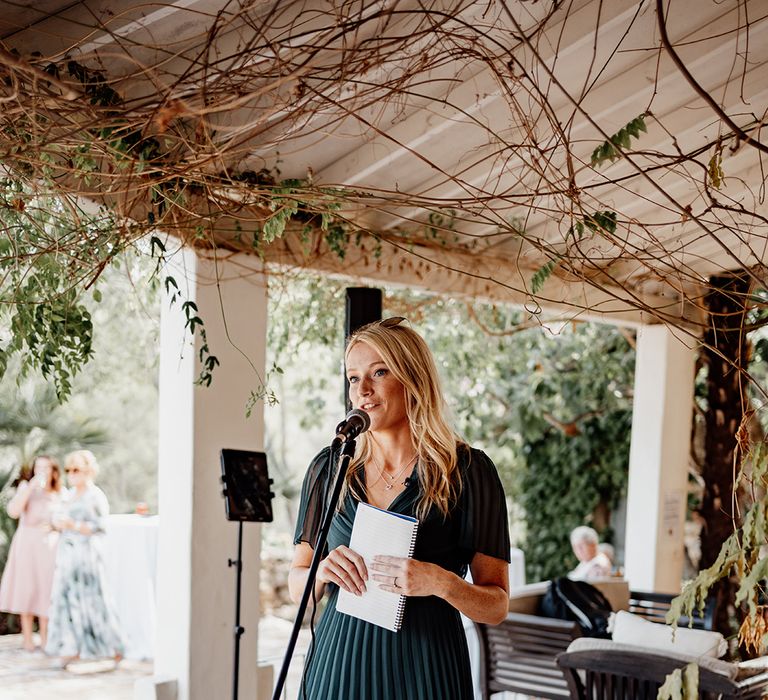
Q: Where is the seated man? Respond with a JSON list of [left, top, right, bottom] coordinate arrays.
[[568, 526, 612, 581]]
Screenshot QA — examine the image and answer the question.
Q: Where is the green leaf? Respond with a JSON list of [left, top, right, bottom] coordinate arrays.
[[568, 211, 617, 240], [531, 260, 556, 294], [263, 199, 299, 243], [735, 556, 768, 615], [150, 235, 166, 256], [658, 662, 699, 700], [164, 276, 179, 294], [591, 113, 647, 167], [584, 211, 618, 236], [667, 533, 741, 627]]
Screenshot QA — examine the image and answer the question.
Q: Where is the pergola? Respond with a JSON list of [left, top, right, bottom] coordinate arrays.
[[2, 1, 767, 698]]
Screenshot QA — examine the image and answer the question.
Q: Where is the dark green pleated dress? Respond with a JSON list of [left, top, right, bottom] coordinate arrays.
[[293, 445, 511, 700]]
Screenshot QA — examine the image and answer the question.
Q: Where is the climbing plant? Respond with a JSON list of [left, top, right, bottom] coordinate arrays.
[[416, 305, 635, 582]]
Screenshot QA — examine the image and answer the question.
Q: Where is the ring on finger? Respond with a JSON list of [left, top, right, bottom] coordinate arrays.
[[393, 576, 399, 588]]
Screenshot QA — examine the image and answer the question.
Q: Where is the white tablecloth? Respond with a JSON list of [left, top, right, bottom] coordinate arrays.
[[103, 514, 158, 660]]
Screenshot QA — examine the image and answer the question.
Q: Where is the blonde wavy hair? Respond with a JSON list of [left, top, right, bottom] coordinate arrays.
[[343, 318, 464, 520], [65, 449, 100, 479]]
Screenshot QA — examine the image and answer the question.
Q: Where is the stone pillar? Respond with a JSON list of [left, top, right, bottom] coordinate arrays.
[[624, 325, 697, 593], [153, 248, 268, 699]]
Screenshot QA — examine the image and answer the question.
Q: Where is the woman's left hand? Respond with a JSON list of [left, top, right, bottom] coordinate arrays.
[[370, 556, 445, 597]]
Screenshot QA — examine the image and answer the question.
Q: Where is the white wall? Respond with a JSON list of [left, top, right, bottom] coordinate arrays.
[[155, 249, 268, 699]]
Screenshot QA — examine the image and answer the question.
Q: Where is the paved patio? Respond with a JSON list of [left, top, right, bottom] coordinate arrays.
[[259, 614, 311, 700], [0, 616, 310, 700], [0, 633, 152, 700]]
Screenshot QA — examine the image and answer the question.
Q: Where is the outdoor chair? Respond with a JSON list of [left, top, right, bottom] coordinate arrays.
[[557, 638, 768, 699], [475, 612, 581, 699], [628, 589, 715, 630], [474, 586, 716, 699]]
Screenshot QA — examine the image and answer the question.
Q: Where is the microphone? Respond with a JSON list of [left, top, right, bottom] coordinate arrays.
[[332, 409, 371, 448]]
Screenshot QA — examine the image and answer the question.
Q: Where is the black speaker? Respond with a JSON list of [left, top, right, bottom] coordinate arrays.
[[345, 287, 382, 337], [344, 288, 382, 407]]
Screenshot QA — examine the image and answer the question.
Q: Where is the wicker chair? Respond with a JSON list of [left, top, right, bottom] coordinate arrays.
[[557, 640, 768, 700]]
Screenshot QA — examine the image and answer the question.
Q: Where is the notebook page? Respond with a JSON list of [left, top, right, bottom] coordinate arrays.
[[336, 503, 418, 632]]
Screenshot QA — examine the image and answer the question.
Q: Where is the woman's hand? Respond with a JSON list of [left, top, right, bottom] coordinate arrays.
[[370, 556, 445, 597], [317, 545, 368, 596], [59, 517, 76, 531]]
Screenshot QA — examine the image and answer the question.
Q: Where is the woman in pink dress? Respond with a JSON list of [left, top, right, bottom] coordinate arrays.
[[0, 455, 63, 651]]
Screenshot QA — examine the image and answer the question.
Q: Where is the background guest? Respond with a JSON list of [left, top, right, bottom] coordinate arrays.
[[46, 450, 124, 667], [0, 455, 63, 651], [597, 542, 616, 572], [567, 526, 612, 581]]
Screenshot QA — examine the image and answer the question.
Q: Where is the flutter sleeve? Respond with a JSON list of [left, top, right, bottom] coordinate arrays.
[[88, 486, 110, 534], [6, 480, 30, 519], [293, 447, 333, 549], [458, 447, 511, 562]]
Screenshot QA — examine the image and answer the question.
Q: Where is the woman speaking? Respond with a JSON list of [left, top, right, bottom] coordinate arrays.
[[290, 318, 510, 699]]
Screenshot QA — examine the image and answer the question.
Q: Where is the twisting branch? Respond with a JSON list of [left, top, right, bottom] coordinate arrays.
[[655, 0, 768, 156]]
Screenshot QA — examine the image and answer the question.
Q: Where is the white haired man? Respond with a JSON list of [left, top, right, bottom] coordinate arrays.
[[567, 526, 612, 581]]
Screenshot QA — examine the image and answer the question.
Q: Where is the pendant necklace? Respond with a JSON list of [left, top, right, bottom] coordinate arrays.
[[371, 453, 417, 490]]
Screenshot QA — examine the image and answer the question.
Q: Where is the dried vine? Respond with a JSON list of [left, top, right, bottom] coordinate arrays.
[[2, 0, 768, 646]]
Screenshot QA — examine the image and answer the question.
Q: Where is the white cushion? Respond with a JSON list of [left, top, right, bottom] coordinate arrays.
[[737, 656, 768, 680], [739, 656, 768, 670], [611, 610, 727, 658]]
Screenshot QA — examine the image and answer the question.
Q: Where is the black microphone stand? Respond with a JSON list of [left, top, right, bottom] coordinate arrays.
[[271, 437, 357, 700], [229, 520, 245, 700]]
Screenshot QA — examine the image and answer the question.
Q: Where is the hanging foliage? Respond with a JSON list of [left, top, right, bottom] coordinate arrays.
[[590, 114, 648, 167]]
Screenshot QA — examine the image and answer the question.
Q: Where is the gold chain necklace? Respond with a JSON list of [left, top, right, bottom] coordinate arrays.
[[370, 453, 417, 490]]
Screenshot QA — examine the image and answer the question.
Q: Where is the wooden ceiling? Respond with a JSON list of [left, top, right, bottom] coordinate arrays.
[[2, 0, 766, 328]]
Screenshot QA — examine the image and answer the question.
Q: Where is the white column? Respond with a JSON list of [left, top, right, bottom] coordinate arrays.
[[154, 248, 268, 700], [624, 325, 696, 594]]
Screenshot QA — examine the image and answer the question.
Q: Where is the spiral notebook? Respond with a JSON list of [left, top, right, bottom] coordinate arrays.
[[336, 502, 419, 632]]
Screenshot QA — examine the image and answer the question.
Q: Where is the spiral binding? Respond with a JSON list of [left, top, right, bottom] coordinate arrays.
[[393, 522, 420, 631]]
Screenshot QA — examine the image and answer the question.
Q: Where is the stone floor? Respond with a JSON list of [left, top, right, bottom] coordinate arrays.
[[0, 633, 152, 700], [258, 614, 312, 700], [0, 616, 310, 700]]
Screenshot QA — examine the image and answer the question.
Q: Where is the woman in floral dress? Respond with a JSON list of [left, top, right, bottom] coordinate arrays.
[[46, 450, 124, 667]]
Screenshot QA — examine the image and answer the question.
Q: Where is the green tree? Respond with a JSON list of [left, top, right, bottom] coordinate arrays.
[[0, 377, 108, 549], [0, 247, 160, 556], [265, 275, 636, 582], [397, 296, 635, 581]]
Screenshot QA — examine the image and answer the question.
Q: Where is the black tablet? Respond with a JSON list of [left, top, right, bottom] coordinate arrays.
[[219, 449, 273, 523]]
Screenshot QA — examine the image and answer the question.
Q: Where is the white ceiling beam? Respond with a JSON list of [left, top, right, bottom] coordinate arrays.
[[72, 0, 210, 58], [259, 231, 706, 330]]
